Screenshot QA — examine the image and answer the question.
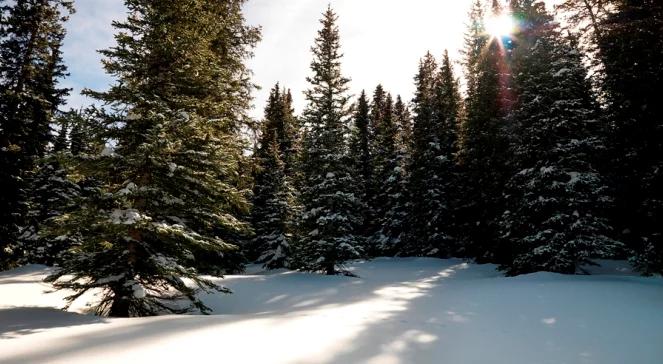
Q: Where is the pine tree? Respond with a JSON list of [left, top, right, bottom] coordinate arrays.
[[462, 0, 489, 102], [45, 0, 260, 317], [366, 85, 393, 255], [498, 1, 619, 275], [433, 51, 464, 256], [0, 0, 73, 269], [251, 85, 297, 269], [554, 0, 611, 87], [348, 90, 374, 240], [597, 0, 663, 275], [280, 90, 301, 178], [63, 109, 103, 156], [376, 96, 412, 255], [394, 96, 413, 160], [19, 110, 88, 265], [52, 112, 70, 152], [371, 91, 410, 255], [403, 53, 437, 256], [21, 154, 81, 265], [295, 6, 362, 275], [403, 52, 459, 257], [457, 0, 512, 262]]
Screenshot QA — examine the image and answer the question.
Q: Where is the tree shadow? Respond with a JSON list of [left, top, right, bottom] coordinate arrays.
[[0, 307, 107, 339], [1, 259, 469, 364]]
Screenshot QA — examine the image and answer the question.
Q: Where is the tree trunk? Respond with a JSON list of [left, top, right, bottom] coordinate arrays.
[[109, 290, 131, 317]]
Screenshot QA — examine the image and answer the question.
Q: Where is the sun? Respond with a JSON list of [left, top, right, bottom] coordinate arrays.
[[485, 13, 516, 38]]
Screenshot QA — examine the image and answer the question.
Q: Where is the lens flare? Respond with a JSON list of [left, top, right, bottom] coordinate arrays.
[[485, 13, 516, 38]]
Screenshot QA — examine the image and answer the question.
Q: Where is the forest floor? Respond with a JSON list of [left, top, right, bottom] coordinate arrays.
[[1, 258, 662, 364]]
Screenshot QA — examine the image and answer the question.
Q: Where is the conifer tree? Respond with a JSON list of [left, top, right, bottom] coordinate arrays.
[[554, 0, 611, 89], [21, 154, 81, 265], [45, 0, 260, 317], [64, 109, 103, 156], [499, 1, 619, 275], [19, 110, 89, 266], [52, 112, 70, 152], [403, 53, 438, 256], [597, 0, 663, 275], [433, 51, 464, 256], [462, 0, 489, 101], [251, 85, 297, 269], [295, 6, 362, 275], [457, 0, 512, 262], [376, 95, 412, 255], [366, 85, 392, 253], [0, 0, 73, 269], [394, 96, 413, 160], [348, 90, 374, 240], [371, 91, 410, 255], [403, 52, 460, 257], [21, 108, 108, 266]]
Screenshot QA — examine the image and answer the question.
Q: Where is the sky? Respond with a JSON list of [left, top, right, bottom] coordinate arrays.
[[61, 0, 558, 119]]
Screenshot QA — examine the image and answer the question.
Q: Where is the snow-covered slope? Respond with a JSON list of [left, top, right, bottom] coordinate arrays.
[[1, 258, 662, 364]]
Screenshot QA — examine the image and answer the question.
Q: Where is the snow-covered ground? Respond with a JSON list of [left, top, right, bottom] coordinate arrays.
[[1, 258, 662, 364]]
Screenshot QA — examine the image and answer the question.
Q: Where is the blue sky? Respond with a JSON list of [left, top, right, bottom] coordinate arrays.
[[61, 0, 559, 118], [61, 0, 125, 111]]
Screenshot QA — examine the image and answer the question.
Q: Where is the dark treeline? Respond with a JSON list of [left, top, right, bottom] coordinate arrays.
[[0, 0, 661, 317]]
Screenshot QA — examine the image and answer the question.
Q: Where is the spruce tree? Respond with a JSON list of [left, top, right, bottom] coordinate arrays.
[[65, 109, 103, 156], [598, 0, 663, 275], [21, 154, 81, 266], [394, 96, 413, 160], [20, 110, 89, 266], [462, 0, 489, 102], [0, 0, 73, 269], [371, 91, 410, 255], [45, 0, 260, 316], [295, 6, 362, 275], [348, 90, 374, 241], [366, 85, 392, 254], [403, 52, 459, 257], [433, 51, 464, 256], [457, 1, 512, 262], [499, 1, 619, 275], [251, 85, 297, 269], [376, 96, 412, 255], [52, 112, 70, 152], [24, 109, 105, 266]]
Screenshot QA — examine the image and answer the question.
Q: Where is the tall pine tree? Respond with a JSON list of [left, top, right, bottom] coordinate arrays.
[[45, 0, 260, 316], [457, 0, 512, 262], [251, 84, 297, 269], [498, 0, 619, 275], [366, 85, 391, 254], [0, 0, 72, 269], [371, 90, 410, 255], [295, 6, 362, 275], [598, 0, 663, 275], [403, 52, 460, 257], [376, 95, 412, 255], [348, 90, 374, 241]]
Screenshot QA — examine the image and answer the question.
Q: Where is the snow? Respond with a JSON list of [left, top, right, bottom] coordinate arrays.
[[131, 283, 146, 299], [100, 145, 116, 157], [109, 209, 151, 225], [1, 258, 662, 364], [553, 68, 571, 78], [117, 182, 136, 196]]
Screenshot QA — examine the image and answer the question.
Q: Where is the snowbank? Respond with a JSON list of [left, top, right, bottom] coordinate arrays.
[[1, 258, 662, 363]]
